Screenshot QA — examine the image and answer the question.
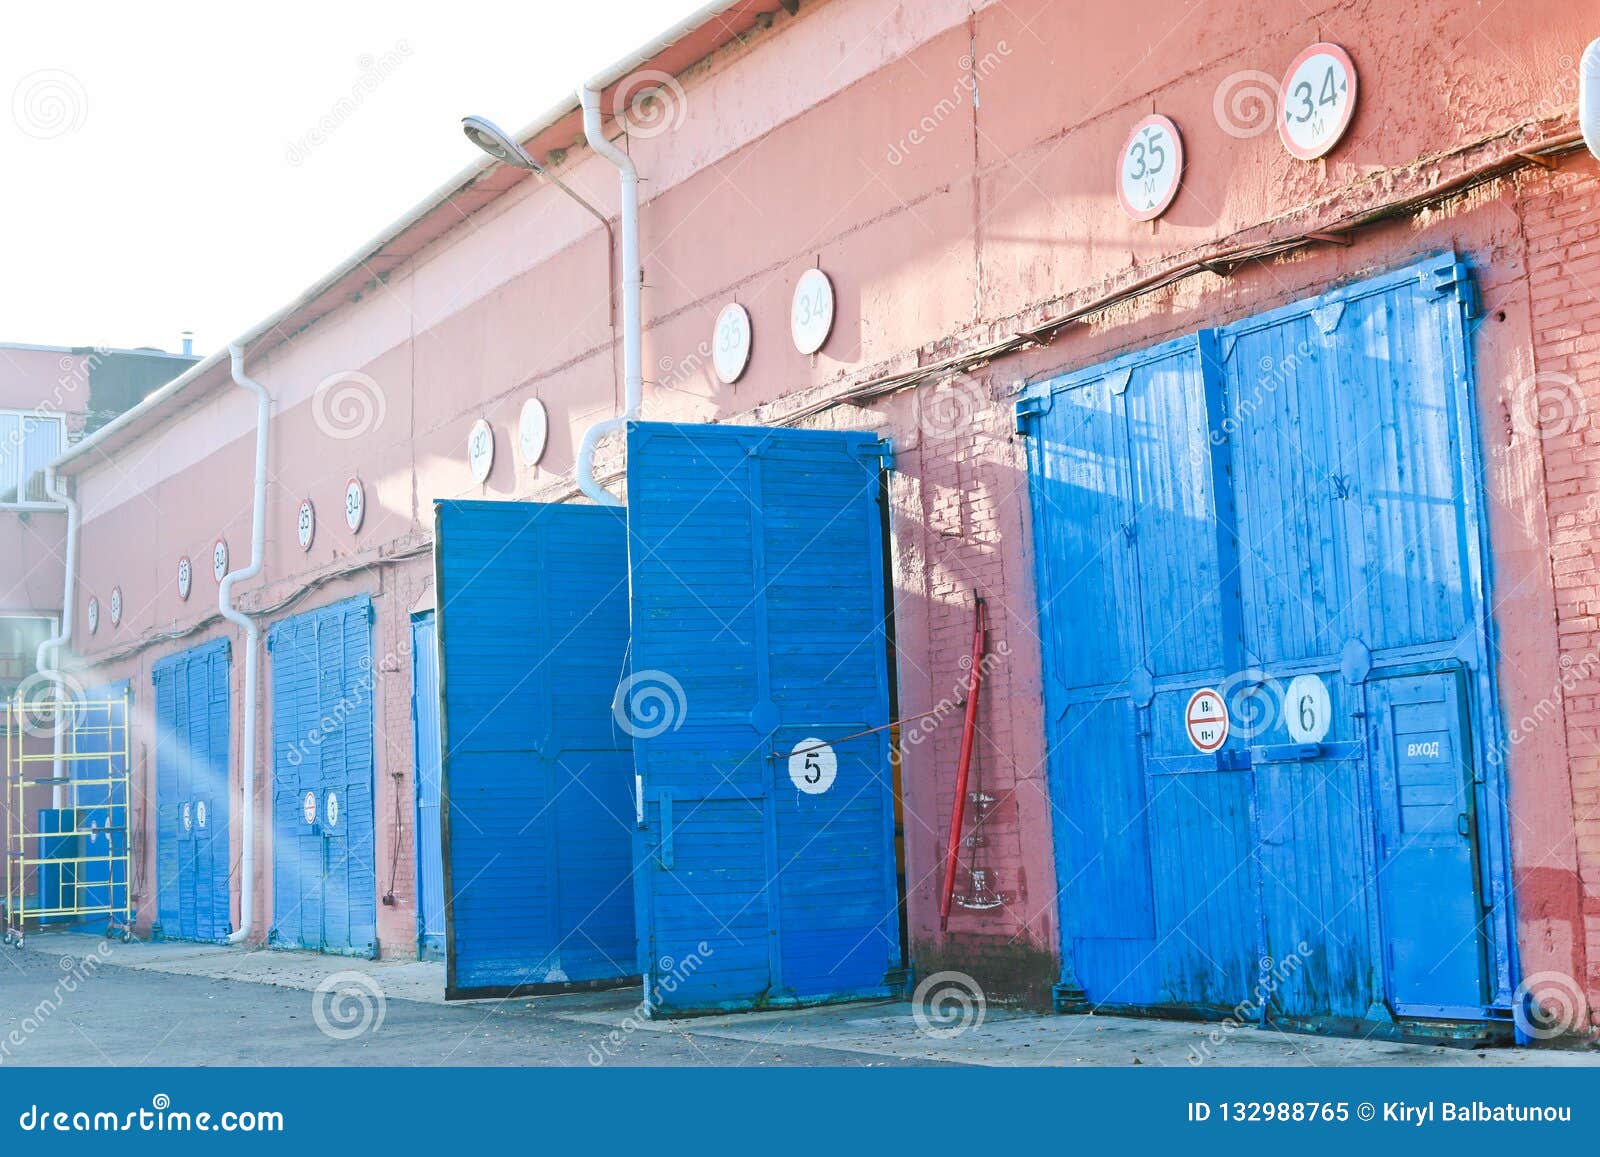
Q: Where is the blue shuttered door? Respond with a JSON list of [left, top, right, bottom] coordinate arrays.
[[152, 642, 231, 942], [1020, 253, 1508, 1026], [432, 501, 635, 997], [410, 613, 445, 961], [627, 422, 899, 1016], [268, 598, 376, 956]]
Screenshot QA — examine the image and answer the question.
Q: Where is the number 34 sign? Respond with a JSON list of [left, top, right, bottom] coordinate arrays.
[[1117, 114, 1184, 222], [1278, 43, 1357, 160]]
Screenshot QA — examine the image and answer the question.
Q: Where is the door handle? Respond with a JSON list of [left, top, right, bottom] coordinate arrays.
[[1249, 743, 1323, 763], [1457, 812, 1471, 839]]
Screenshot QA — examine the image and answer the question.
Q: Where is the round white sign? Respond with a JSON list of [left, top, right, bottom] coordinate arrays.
[[177, 556, 192, 601], [303, 791, 318, 826], [712, 302, 752, 384], [790, 268, 835, 355], [1278, 43, 1357, 161], [86, 597, 99, 635], [468, 418, 495, 483], [196, 799, 208, 830], [109, 586, 123, 627], [1284, 674, 1333, 743], [297, 499, 315, 551], [344, 478, 365, 533], [212, 538, 229, 582], [182, 802, 193, 832], [518, 398, 549, 467], [1185, 687, 1229, 754], [324, 790, 340, 829], [787, 737, 838, 795], [1117, 114, 1183, 221]]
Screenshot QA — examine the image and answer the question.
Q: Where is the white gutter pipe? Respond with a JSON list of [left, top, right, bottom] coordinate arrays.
[[1582, 39, 1600, 161], [221, 344, 269, 945], [576, 82, 642, 507], [34, 466, 78, 807]]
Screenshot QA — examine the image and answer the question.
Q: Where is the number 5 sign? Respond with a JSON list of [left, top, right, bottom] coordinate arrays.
[[1117, 114, 1183, 222], [1278, 43, 1357, 160]]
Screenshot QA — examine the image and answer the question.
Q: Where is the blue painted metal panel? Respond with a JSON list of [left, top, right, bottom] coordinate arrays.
[[626, 421, 899, 1016], [268, 597, 376, 957], [1020, 253, 1510, 1028], [432, 501, 635, 997], [151, 644, 231, 942], [410, 612, 445, 962], [72, 681, 130, 922]]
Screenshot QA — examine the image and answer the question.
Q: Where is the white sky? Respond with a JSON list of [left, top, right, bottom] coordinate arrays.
[[0, 1, 707, 354]]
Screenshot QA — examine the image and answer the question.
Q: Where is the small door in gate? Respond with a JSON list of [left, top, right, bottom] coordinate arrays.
[[269, 597, 377, 956], [1368, 669, 1487, 1017], [152, 642, 231, 942], [627, 421, 900, 1016]]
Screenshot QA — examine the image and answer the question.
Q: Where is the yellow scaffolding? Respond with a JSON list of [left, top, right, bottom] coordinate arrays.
[[3, 689, 134, 948]]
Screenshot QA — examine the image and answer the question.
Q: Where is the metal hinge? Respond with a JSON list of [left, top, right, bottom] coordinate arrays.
[[855, 436, 895, 471], [1429, 261, 1480, 318], [1014, 391, 1052, 435]]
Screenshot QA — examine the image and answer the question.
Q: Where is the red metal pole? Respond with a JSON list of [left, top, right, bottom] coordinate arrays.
[[940, 595, 986, 932]]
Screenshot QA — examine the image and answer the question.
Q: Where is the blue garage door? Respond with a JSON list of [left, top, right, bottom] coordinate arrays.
[[411, 612, 445, 962], [152, 643, 232, 942], [1018, 252, 1511, 1027], [269, 597, 376, 956], [626, 421, 899, 1016], [73, 681, 130, 923], [433, 501, 635, 998]]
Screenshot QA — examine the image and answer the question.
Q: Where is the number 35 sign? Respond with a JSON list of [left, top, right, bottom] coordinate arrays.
[[1117, 114, 1183, 222], [1278, 43, 1357, 160]]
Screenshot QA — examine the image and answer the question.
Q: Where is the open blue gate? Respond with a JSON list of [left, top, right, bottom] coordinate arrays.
[[268, 597, 376, 956], [433, 501, 636, 998], [1017, 252, 1512, 1032], [411, 611, 445, 961], [152, 643, 231, 941], [626, 421, 900, 1016], [71, 680, 129, 924]]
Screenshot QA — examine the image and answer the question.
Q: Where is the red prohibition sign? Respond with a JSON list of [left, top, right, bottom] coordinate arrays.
[[1185, 687, 1229, 753]]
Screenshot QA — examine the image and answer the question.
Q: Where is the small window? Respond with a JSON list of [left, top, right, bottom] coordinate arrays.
[[0, 411, 65, 504], [0, 615, 54, 696]]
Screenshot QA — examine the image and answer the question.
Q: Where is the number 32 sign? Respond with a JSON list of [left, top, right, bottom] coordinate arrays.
[[1278, 43, 1357, 160], [1117, 114, 1183, 222]]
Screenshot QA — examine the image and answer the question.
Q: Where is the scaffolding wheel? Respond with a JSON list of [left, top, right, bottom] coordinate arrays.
[[4, 929, 22, 949]]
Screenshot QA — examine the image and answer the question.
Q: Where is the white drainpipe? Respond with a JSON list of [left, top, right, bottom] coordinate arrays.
[[221, 344, 269, 945], [34, 466, 78, 808], [1582, 39, 1600, 161], [576, 82, 642, 507]]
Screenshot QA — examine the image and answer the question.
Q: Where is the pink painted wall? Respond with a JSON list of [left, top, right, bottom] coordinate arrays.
[[58, 0, 1596, 1026]]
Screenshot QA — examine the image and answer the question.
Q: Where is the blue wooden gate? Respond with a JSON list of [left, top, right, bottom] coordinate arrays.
[[73, 681, 130, 923], [410, 612, 445, 961], [152, 643, 231, 942], [432, 501, 636, 998], [1017, 252, 1512, 1029], [268, 597, 376, 956], [626, 421, 900, 1016]]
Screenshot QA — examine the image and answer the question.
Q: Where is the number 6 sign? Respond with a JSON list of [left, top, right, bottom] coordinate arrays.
[[1278, 43, 1357, 160], [1117, 114, 1183, 222]]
